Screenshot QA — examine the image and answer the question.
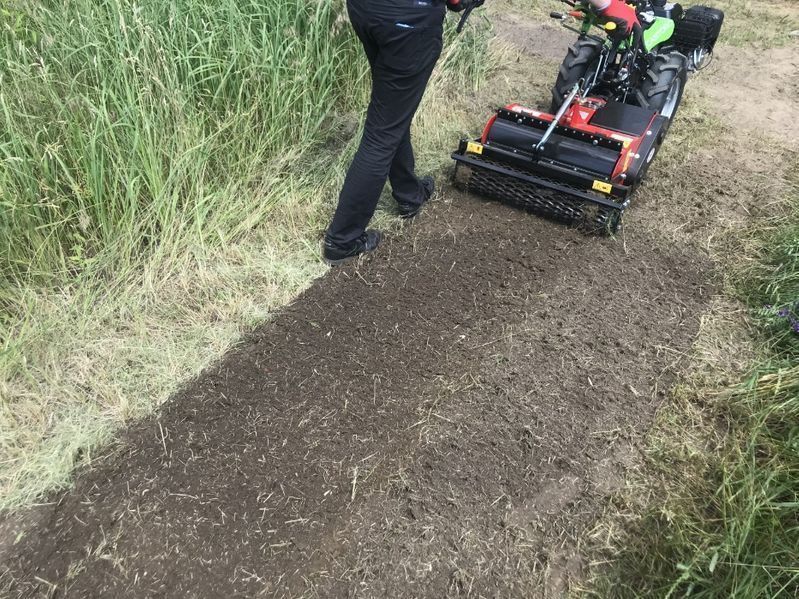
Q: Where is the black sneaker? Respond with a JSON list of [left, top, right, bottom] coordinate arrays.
[[397, 176, 435, 219], [322, 230, 382, 265]]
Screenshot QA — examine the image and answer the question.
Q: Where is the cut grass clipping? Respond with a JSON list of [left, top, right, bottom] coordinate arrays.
[[0, 0, 497, 509]]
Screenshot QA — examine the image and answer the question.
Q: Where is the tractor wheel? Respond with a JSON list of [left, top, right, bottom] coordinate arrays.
[[550, 39, 603, 113], [635, 51, 688, 122]]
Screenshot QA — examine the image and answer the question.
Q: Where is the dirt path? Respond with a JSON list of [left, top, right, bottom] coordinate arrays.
[[2, 186, 711, 597], [691, 45, 799, 141], [6, 13, 782, 599]]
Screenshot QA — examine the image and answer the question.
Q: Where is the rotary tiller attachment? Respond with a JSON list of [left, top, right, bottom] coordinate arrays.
[[452, 94, 669, 234]]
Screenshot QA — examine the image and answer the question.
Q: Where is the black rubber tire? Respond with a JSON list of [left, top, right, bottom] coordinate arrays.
[[634, 51, 688, 121], [550, 39, 603, 113]]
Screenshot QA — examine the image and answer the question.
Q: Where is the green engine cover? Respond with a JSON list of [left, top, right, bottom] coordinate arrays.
[[642, 16, 675, 51]]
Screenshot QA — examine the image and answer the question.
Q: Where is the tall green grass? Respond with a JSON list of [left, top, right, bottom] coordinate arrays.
[[0, 0, 362, 291]]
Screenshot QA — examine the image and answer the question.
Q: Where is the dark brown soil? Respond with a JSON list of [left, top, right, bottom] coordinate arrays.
[[1, 186, 712, 597]]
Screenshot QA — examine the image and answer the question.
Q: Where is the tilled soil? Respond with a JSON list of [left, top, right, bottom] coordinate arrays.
[[2, 188, 711, 598]]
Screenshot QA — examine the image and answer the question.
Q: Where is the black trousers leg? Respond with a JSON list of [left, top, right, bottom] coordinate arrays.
[[326, 1, 444, 247], [389, 128, 422, 205]]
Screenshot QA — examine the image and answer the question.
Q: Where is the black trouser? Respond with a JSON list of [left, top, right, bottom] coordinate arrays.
[[326, 0, 446, 247]]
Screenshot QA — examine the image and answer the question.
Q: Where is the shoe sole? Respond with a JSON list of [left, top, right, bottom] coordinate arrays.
[[399, 199, 429, 220], [323, 244, 381, 266], [323, 254, 361, 266]]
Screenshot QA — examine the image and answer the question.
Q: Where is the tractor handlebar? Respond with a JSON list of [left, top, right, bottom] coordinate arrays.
[[456, 0, 487, 33]]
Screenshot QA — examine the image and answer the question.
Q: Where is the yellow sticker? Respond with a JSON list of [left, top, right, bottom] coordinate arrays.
[[466, 141, 484, 155], [592, 180, 613, 194]]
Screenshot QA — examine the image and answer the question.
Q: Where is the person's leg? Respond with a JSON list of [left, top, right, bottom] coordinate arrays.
[[388, 129, 423, 206], [325, 3, 444, 248]]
